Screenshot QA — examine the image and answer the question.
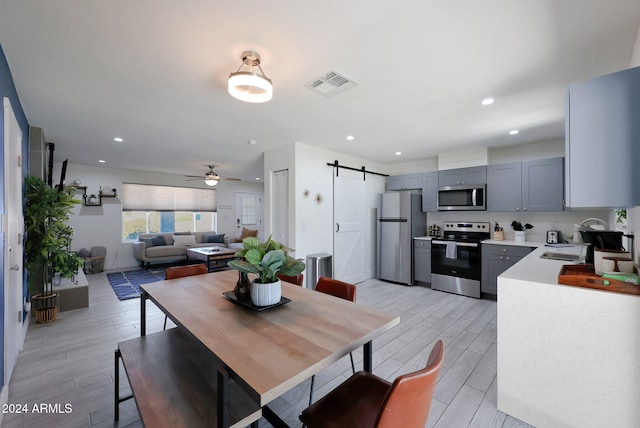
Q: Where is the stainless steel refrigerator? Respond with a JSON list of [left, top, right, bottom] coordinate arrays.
[[377, 191, 425, 285]]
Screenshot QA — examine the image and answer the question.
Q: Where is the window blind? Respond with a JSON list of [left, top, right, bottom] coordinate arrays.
[[121, 183, 217, 212]]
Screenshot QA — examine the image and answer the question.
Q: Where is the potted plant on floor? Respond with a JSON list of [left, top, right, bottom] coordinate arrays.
[[24, 176, 83, 323], [228, 236, 305, 306]]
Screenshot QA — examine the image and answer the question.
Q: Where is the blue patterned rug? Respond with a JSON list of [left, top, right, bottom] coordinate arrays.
[[106, 269, 166, 300]]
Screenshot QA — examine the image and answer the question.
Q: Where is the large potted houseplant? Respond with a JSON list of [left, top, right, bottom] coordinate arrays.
[[24, 176, 83, 323], [228, 236, 305, 306]]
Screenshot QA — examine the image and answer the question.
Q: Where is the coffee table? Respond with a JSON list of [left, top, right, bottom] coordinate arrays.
[[186, 247, 238, 272]]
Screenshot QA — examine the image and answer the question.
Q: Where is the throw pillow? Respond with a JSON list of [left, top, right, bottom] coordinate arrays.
[[172, 235, 197, 246], [140, 237, 155, 248], [206, 233, 225, 244], [239, 227, 258, 240], [151, 235, 167, 247]]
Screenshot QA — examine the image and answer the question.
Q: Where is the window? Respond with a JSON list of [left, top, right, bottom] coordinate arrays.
[[121, 183, 217, 241]]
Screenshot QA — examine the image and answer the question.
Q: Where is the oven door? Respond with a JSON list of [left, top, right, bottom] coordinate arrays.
[[431, 240, 481, 280]]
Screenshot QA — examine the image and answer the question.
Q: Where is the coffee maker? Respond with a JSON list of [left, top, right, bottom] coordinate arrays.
[[580, 230, 625, 264]]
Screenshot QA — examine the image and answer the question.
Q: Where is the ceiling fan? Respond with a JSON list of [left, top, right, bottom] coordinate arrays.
[[184, 165, 240, 186]]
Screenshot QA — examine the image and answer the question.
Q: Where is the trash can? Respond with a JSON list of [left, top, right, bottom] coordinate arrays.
[[306, 253, 332, 290]]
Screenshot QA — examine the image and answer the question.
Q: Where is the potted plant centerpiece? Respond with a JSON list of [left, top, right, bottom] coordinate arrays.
[[228, 236, 305, 307], [24, 176, 83, 323]]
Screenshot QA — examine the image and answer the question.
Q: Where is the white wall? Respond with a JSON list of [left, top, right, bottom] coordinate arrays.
[[54, 162, 262, 270]]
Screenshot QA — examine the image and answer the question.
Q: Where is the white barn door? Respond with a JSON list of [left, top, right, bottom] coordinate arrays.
[[333, 169, 385, 283]]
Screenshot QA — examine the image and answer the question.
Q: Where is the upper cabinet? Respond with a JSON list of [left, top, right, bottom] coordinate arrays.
[[421, 171, 438, 212], [565, 66, 640, 208], [487, 157, 564, 212], [387, 173, 423, 190], [438, 166, 487, 187]]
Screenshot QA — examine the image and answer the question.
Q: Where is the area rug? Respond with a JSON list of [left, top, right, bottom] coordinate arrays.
[[106, 268, 166, 300]]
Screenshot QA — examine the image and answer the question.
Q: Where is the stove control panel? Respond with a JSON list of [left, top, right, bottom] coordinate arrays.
[[442, 222, 490, 233]]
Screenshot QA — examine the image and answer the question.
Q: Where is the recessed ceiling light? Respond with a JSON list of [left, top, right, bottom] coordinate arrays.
[[113, 137, 124, 142], [98, 159, 106, 163], [395, 152, 402, 156], [481, 98, 495, 106], [255, 177, 261, 181], [509, 130, 519, 135], [346, 135, 354, 141], [248, 139, 257, 145]]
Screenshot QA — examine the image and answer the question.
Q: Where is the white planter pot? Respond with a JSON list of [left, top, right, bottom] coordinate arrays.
[[251, 279, 282, 307]]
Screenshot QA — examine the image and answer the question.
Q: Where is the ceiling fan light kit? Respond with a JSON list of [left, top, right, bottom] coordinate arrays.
[[204, 173, 219, 186], [228, 51, 273, 103]]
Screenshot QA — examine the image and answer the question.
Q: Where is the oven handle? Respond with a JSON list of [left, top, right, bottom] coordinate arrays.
[[432, 240, 479, 248]]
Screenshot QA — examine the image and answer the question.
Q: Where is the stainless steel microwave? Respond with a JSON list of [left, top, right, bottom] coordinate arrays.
[[438, 184, 486, 211]]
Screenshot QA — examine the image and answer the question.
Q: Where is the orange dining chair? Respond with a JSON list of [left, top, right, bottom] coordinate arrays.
[[277, 273, 304, 286], [308, 277, 357, 405], [163, 264, 208, 329], [300, 340, 444, 428]]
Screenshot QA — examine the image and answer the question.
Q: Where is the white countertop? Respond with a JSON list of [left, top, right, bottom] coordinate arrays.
[[482, 239, 542, 247], [414, 236, 434, 240], [499, 244, 586, 285]]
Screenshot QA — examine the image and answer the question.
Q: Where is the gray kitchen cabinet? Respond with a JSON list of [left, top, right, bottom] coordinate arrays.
[[565, 65, 640, 208], [421, 171, 438, 212], [438, 166, 487, 187], [481, 244, 534, 294], [387, 173, 423, 190], [413, 239, 431, 284], [487, 157, 564, 212]]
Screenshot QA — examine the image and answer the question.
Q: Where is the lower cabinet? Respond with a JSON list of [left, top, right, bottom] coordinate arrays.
[[414, 239, 432, 284], [481, 244, 534, 294]]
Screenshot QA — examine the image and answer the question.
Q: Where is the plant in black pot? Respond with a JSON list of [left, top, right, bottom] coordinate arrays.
[[24, 176, 83, 323], [227, 236, 305, 307]]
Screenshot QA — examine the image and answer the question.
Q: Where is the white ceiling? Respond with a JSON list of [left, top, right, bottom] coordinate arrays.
[[1, 1, 639, 182]]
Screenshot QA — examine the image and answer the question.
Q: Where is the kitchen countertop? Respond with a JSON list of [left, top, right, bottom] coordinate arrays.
[[414, 236, 434, 240], [482, 239, 542, 247], [496, 243, 640, 427]]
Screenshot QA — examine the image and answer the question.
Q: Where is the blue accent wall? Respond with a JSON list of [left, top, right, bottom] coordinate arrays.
[[0, 43, 30, 389]]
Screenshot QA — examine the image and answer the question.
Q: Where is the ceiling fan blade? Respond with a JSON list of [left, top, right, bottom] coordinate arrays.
[[220, 177, 241, 181], [184, 174, 204, 178]]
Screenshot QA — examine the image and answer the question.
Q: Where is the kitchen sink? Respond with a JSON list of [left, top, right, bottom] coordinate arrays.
[[540, 252, 582, 262]]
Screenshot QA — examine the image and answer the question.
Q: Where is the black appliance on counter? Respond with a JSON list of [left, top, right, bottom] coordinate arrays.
[[431, 222, 490, 298], [580, 230, 624, 264]]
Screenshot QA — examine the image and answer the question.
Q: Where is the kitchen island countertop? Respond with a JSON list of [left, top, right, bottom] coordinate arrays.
[[497, 245, 640, 428]]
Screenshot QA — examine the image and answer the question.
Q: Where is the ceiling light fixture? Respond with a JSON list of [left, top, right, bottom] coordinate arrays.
[[509, 130, 519, 135], [395, 151, 402, 156], [228, 51, 273, 103], [98, 159, 106, 163], [346, 135, 354, 141], [481, 98, 495, 106], [204, 172, 219, 186], [113, 137, 124, 142]]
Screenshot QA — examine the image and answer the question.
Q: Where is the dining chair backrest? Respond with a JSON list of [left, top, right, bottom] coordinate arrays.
[[315, 277, 356, 302], [374, 340, 444, 428], [165, 264, 207, 280], [277, 273, 304, 286]]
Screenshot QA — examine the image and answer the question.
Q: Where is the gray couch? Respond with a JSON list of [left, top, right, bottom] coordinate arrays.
[[133, 231, 241, 267]]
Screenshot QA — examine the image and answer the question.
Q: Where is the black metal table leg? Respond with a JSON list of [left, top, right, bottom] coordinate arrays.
[[217, 367, 229, 428], [363, 341, 373, 372], [114, 349, 120, 420], [140, 289, 147, 336]]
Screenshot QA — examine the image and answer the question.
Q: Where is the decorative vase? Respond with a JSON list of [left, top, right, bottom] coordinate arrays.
[[514, 231, 526, 243], [251, 279, 281, 307], [234, 271, 251, 301]]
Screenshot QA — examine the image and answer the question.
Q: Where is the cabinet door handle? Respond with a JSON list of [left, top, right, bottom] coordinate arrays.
[[516, 207, 520, 211], [523, 207, 527, 211], [499, 256, 504, 260], [506, 257, 511, 261]]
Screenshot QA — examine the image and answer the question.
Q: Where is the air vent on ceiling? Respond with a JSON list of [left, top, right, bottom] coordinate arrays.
[[305, 70, 359, 98]]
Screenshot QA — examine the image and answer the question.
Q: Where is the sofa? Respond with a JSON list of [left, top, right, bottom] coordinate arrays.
[[133, 231, 240, 267]]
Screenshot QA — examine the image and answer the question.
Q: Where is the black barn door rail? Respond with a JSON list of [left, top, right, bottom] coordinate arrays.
[[327, 160, 389, 180]]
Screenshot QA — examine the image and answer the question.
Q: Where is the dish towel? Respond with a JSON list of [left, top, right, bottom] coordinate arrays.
[[445, 242, 457, 259]]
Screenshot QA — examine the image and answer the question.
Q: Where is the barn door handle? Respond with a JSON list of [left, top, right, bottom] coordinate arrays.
[[9, 265, 20, 271]]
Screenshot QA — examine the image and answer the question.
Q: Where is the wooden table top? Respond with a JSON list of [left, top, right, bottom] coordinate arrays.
[[141, 270, 399, 406]]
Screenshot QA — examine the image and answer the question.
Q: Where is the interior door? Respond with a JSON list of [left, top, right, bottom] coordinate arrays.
[[271, 170, 289, 245], [3, 97, 24, 384], [333, 169, 385, 283], [234, 192, 263, 239]]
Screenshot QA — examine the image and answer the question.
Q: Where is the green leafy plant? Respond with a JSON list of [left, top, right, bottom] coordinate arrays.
[[227, 236, 305, 284], [24, 176, 83, 298], [615, 209, 627, 224]]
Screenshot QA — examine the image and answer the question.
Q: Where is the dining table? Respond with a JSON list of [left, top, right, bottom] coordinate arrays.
[[135, 269, 400, 427]]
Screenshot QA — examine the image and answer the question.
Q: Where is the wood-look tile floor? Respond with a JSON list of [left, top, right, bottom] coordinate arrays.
[[3, 271, 533, 428]]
